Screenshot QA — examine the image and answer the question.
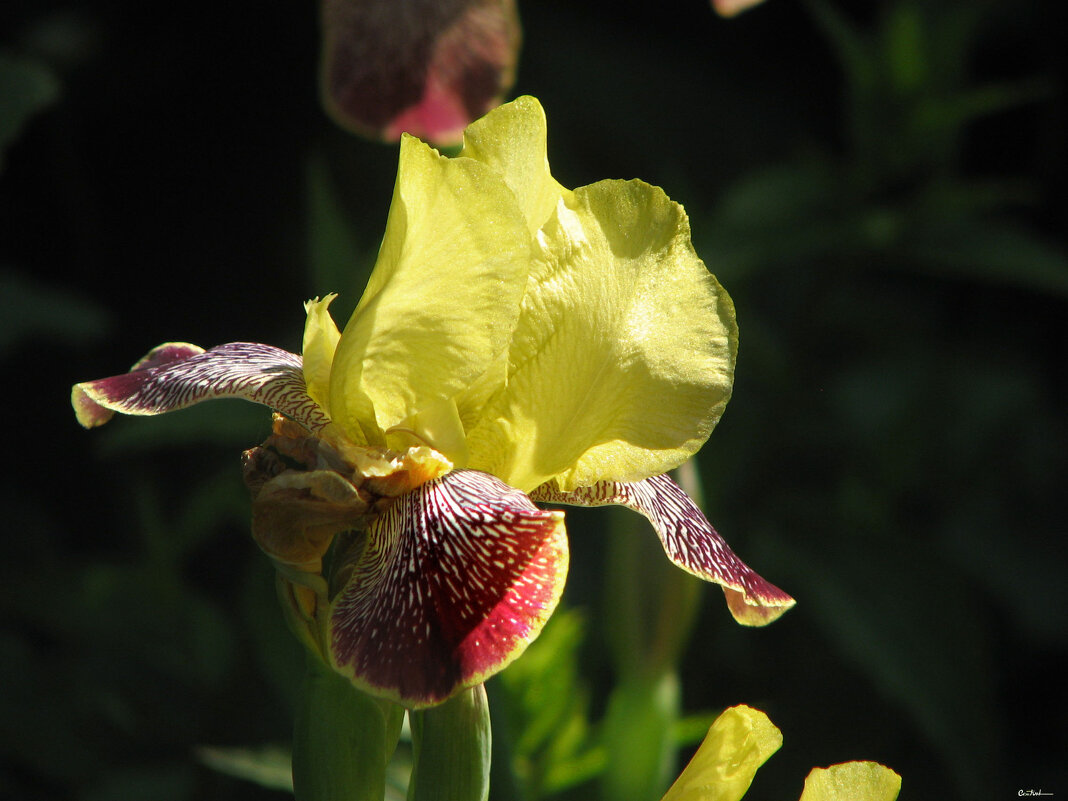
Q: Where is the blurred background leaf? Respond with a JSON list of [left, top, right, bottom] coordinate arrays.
[[0, 48, 60, 172], [0, 268, 111, 355]]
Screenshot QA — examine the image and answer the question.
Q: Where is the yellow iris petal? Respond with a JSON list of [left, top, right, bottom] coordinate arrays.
[[459, 94, 568, 235], [385, 396, 470, 468], [799, 762, 902, 801], [451, 95, 567, 435], [327, 133, 531, 455], [302, 294, 342, 420], [660, 705, 782, 801], [465, 178, 737, 493]]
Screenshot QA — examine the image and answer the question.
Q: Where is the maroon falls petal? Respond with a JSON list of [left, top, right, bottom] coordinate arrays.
[[72, 342, 330, 432], [328, 469, 568, 708], [531, 474, 795, 626], [320, 0, 520, 144]]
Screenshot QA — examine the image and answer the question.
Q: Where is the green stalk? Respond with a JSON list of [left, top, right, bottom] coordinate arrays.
[[407, 684, 492, 801], [599, 669, 680, 801], [599, 460, 707, 801], [293, 654, 404, 801]]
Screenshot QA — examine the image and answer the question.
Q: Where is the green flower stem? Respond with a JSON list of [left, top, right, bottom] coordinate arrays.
[[656, 460, 707, 668], [293, 654, 404, 801], [604, 468, 705, 678], [600, 670, 681, 801], [407, 684, 492, 801], [601, 521, 687, 801], [600, 461, 706, 801]]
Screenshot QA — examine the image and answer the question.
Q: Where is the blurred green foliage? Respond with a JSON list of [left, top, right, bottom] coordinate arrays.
[[2, 0, 1066, 799]]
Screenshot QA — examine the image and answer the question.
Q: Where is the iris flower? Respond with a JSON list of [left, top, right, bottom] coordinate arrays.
[[72, 96, 793, 709]]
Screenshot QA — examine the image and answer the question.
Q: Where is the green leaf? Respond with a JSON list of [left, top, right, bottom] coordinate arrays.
[[904, 219, 1068, 297], [672, 712, 727, 748], [598, 672, 680, 801], [884, 2, 926, 94], [0, 50, 60, 172], [0, 269, 110, 356], [81, 765, 195, 801], [493, 607, 605, 797], [197, 744, 294, 792], [603, 503, 702, 680], [923, 78, 1052, 132], [496, 608, 587, 757]]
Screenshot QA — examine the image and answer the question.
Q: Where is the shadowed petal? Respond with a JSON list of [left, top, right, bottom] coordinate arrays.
[[72, 342, 329, 432], [320, 0, 520, 145], [531, 474, 794, 626], [329, 469, 568, 708]]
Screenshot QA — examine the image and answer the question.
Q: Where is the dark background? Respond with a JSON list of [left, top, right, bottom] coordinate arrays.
[[2, 1, 1066, 799]]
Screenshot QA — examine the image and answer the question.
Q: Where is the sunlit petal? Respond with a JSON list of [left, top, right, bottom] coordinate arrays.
[[531, 474, 794, 626], [328, 133, 531, 455], [459, 94, 567, 235], [799, 762, 902, 801], [465, 179, 737, 493], [329, 469, 568, 708], [661, 705, 782, 801], [72, 342, 329, 432]]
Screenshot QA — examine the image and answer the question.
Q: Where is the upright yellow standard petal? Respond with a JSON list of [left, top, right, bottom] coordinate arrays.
[[452, 95, 566, 433], [328, 133, 531, 455], [660, 705, 782, 801], [465, 179, 737, 493], [799, 762, 902, 801], [460, 95, 568, 235], [302, 294, 342, 419]]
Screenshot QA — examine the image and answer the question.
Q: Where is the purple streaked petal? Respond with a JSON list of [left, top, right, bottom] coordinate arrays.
[[72, 342, 329, 432], [530, 474, 794, 626], [329, 469, 568, 708]]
